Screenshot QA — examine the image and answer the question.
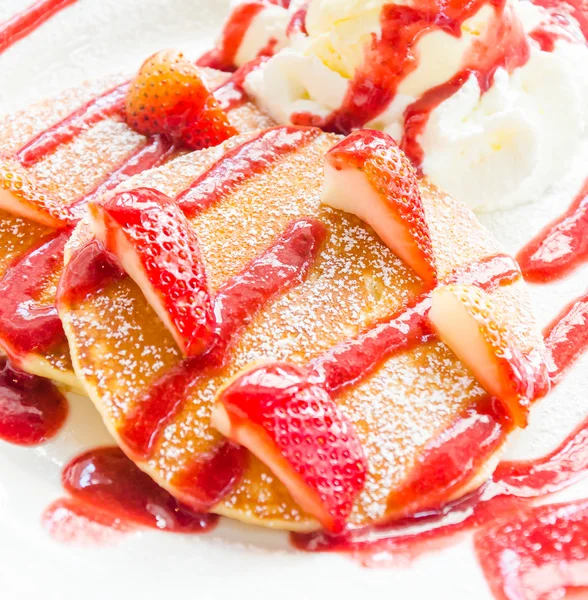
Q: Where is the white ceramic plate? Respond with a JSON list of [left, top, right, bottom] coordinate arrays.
[[1, 1, 588, 598]]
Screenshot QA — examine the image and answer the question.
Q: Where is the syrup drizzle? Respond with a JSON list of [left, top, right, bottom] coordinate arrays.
[[494, 414, 588, 499], [176, 126, 320, 215], [517, 177, 588, 283], [214, 56, 270, 112], [56, 238, 124, 308], [400, 72, 471, 170], [388, 402, 507, 518], [117, 218, 326, 497], [533, 0, 588, 41], [527, 6, 582, 54], [401, 4, 530, 167], [475, 501, 588, 600], [311, 294, 434, 395], [312, 254, 521, 395], [529, 27, 559, 51], [0, 228, 70, 360], [197, 0, 305, 74], [544, 290, 588, 385], [172, 441, 248, 511], [70, 135, 176, 214], [0, 0, 77, 55], [0, 358, 68, 446], [286, 2, 308, 37], [58, 446, 218, 533], [43, 497, 131, 545], [293, 0, 529, 148], [16, 82, 129, 168], [196, 2, 266, 72]]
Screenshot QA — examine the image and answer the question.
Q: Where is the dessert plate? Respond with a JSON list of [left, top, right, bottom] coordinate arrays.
[[1, 0, 588, 599]]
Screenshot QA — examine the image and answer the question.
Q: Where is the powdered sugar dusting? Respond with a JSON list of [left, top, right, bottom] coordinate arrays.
[[62, 131, 541, 529], [0, 75, 127, 154], [0, 209, 50, 273], [0, 68, 269, 387], [31, 119, 145, 205]]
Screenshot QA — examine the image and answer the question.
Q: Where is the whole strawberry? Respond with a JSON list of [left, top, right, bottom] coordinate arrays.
[[125, 49, 237, 150]]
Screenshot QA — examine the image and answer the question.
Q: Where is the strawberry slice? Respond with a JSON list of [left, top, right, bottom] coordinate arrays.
[[211, 362, 367, 532], [89, 188, 214, 357], [125, 50, 238, 150], [0, 162, 72, 227], [322, 130, 436, 285], [429, 284, 536, 427]]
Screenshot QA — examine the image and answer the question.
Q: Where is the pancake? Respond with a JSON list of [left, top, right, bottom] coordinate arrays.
[[0, 66, 273, 389], [58, 127, 546, 531]]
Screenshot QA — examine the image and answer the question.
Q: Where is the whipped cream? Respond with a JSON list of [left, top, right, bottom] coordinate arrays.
[[236, 0, 588, 212], [231, 0, 309, 68], [233, 3, 292, 67]]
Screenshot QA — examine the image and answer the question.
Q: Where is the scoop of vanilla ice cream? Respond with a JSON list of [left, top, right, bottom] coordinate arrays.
[[247, 0, 509, 117], [304, 0, 500, 99], [303, 0, 384, 79], [244, 0, 588, 212]]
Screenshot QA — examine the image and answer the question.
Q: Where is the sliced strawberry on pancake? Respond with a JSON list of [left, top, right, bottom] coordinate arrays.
[[212, 362, 367, 533], [125, 50, 238, 150], [89, 188, 214, 357], [429, 284, 538, 427], [322, 130, 436, 285]]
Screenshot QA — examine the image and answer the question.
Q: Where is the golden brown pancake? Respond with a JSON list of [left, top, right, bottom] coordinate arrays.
[[59, 129, 545, 531], [0, 67, 273, 388]]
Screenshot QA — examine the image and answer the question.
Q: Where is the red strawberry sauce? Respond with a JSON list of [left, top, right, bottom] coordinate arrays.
[[533, 0, 588, 41], [0, 0, 78, 55], [291, 0, 529, 170], [176, 126, 321, 214], [70, 135, 176, 214], [44, 446, 218, 543], [287, 2, 308, 37], [16, 82, 129, 167], [475, 501, 588, 600], [214, 56, 271, 111], [0, 228, 70, 361], [196, 2, 266, 72], [196, 0, 305, 72], [517, 177, 588, 283], [0, 357, 67, 446]]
